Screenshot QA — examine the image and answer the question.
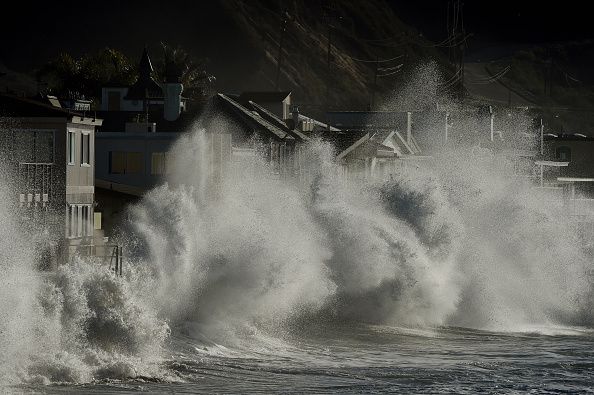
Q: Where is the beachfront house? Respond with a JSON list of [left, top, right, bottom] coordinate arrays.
[[0, 94, 103, 267]]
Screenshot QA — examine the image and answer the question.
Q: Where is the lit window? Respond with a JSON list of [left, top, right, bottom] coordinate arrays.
[[109, 151, 126, 174], [126, 152, 144, 174], [81, 133, 90, 165], [109, 151, 144, 174], [151, 152, 167, 175], [67, 132, 76, 164]]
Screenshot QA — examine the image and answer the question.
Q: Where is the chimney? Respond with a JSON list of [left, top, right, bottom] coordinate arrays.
[[291, 105, 300, 130]]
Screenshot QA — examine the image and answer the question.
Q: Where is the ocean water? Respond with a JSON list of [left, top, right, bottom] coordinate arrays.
[[31, 325, 594, 394], [2, 114, 594, 393]]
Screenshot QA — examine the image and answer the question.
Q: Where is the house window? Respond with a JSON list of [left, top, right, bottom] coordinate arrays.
[[109, 151, 126, 174], [81, 205, 93, 236], [151, 152, 168, 175], [556, 146, 571, 162], [108, 91, 121, 111], [109, 151, 144, 174], [81, 133, 90, 165], [77, 205, 83, 238], [126, 152, 144, 174], [67, 131, 76, 165]]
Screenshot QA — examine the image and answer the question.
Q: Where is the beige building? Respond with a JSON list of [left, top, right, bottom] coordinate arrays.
[[0, 94, 103, 267]]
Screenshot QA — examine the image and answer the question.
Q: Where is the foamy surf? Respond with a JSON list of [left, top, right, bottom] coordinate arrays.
[[1, 65, 593, 393]]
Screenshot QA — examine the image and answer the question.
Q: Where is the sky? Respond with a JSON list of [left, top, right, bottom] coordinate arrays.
[[0, 0, 592, 71]]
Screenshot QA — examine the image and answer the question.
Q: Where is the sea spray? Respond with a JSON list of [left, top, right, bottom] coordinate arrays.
[[129, 133, 336, 336], [2, 65, 594, 390], [431, 150, 592, 329], [24, 261, 169, 384], [0, 176, 45, 386], [0, 169, 169, 386], [126, 122, 592, 338]]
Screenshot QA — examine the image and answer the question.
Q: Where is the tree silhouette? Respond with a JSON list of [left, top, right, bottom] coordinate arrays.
[[36, 48, 136, 100], [158, 42, 216, 100]]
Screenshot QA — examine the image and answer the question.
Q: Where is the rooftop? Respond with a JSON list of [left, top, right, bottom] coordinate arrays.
[[0, 94, 101, 126], [125, 47, 163, 100]]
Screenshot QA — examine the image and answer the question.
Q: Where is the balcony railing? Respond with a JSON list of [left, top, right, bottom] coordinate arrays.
[[67, 244, 124, 276]]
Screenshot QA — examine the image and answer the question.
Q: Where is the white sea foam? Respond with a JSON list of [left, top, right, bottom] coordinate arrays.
[[128, 122, 592, 339], [0, 190, 169, 386], [2, 66, 593, 388]]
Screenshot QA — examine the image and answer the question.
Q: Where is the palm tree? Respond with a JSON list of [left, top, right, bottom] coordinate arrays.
[[36, 48, 136, 100], [159, 42, 216, 100]]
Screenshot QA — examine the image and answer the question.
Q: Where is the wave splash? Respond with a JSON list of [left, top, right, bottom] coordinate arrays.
[[130, 129, 593, 339], [2, 111, 593, 387], [0, 177, 168, 386]]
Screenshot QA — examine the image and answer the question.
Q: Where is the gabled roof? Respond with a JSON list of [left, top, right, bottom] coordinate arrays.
[[318, 129, 368, 156], [336, 132, 370, 160], [332, 129, 401, 160], [216, 93, 293, 141], [238, 91, 291, 104], [125, 47, 163, 100], [248, 100, 309, 142], [138, 47, 154, 76]]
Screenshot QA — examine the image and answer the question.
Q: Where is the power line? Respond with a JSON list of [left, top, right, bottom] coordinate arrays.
[[468, 65, 511, 85], [344, 54, 404, 63], [378, 64, 403, 72], [377, 68, 403, 78]]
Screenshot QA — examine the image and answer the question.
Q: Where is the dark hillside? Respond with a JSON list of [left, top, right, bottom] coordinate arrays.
[[0, 0, 451, 116]]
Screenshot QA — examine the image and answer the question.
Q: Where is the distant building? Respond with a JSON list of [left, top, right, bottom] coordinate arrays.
[[211, 93, 307, 179], [100, 47, 186, 115], [543, 133, 594, 179], [95, 47, 191, 193], [92, 47, 197, 233], [0, 94, 103, 267], [324, 111, 433, 179]]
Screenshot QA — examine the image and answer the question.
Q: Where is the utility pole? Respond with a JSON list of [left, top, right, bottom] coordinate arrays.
[[540, 118, 544, 156], [544, 52, 553, 97], [489, 105, 494, 142], [549, 57, 553, 97], [444, 112, 450, 144], [456, 0, 465, 100], [447, 0, 466, 100], [325, 18, 333, 114], [275, 12, 288, 90], [508, 87, 512, 107], [370, 55, 379, 110], [323, 0, 338, 121]]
